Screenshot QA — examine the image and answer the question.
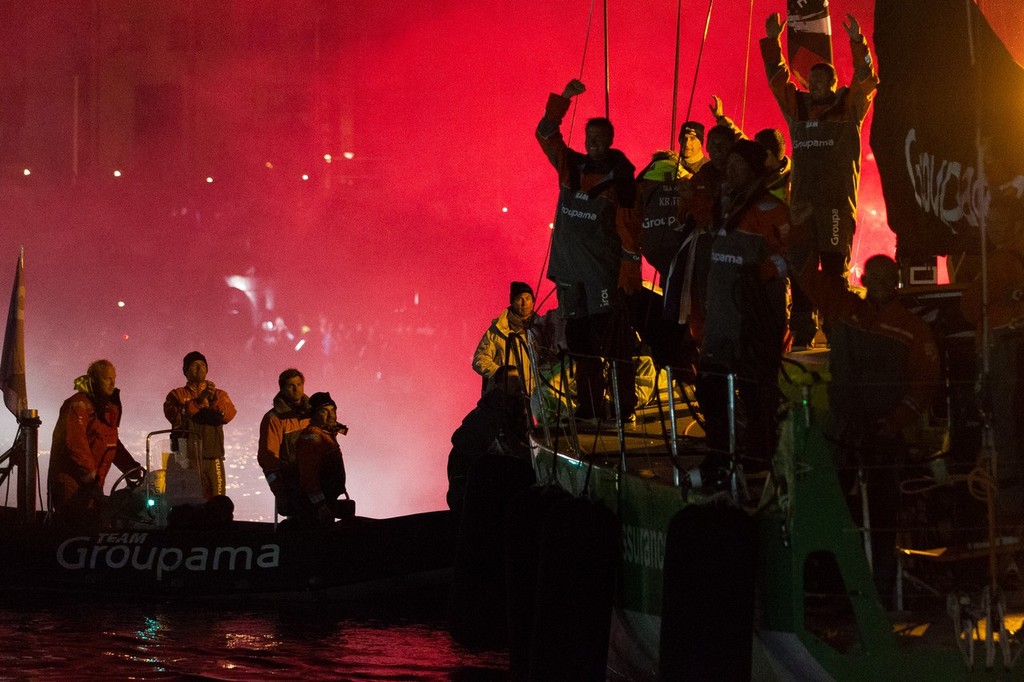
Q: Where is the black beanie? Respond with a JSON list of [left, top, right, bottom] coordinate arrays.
[[309, 391, 337, 412], [680, 121, 706, 145], [509, 281, 535, 304], [182, 351, 208, 375]]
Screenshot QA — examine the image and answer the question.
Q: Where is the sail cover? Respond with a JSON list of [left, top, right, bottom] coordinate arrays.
[[871, 0, 1024, 259], [786, 0, 832, 88]]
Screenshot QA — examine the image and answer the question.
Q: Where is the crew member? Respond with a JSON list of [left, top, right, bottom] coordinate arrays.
[[762, 12, 878, 347], [257, 368, 311, 515], [536, 78, 639, 421], [163, 351, 237, 499], [49, 359, 143, 524], [295, 391, 349, 525]]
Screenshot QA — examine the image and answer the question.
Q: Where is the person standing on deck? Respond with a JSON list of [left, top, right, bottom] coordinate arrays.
[[536, 78, 639, 420], [258, 368, 311, 516], [49, 359, 143, 526], [163, 351, 237, 499], [796, 254, 940, 604], [696, 140, 791, 485], [761, 12, 879, 348]]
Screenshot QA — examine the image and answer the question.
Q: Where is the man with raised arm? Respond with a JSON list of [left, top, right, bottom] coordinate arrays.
[[761, 12, 878, 347], [536, 78, 639, 421]]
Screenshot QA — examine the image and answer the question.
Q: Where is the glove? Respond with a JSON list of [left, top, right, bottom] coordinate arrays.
[[617, 259, 642, 294]]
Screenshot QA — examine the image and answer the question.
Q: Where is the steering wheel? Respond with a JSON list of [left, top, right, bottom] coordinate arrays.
[[110, 465, 147, 494]]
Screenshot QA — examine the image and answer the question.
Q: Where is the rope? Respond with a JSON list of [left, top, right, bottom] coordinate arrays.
[[602, 0, 610, 119], [670, 0, 683, 150], [740, 0, 755, 130], [684, 0, 716, 125], [567, 0, 598, 146]]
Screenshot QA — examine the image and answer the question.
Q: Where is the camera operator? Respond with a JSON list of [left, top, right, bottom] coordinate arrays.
[[295, 392, 351, 525]]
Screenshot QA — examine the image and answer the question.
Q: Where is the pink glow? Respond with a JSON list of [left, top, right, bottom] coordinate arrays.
[[0, 0, 923, 520]]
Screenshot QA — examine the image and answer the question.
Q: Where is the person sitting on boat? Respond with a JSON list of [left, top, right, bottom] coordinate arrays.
[[795, 254, 940, 603], [536, 78, 639, 421], [48, 359, 144, 526], [761, 12, 878, 348], [163, 351, 237, 500], [447, 365, 533, 515], [295, 391, 350, 525], [696, 139, 791, 486], [258, 368, 311, 516], [961, 192, 1024, 528]]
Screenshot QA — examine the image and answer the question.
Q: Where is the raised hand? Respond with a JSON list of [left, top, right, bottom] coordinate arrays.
[[562, 79, 587, 99], [765, 13, 785, 40], [709, 94, 725, 119], [842, 13, 862, 41]]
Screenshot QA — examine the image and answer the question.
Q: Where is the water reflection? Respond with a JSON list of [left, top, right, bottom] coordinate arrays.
[[0, 595, 508, 679]]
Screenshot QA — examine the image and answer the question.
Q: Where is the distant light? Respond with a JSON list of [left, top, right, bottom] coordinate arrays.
[[147, 499, 156, 508], [301, 174, 309, 181], [294, 339, 306, 352], [117, 300, 125, 308], [122, 334, 129, 341], [343, 152, 355, 160], [206, 176, 214, 183], [501, 206, 508, 213], [22, 169, 30, 176], [323, 154, 332, 163], [262, 320, 274, 331], [265, 161, 274, 169], [548, 222, 554, 229], [113, 170, 122, 177], [870, 209, 878, 216], [414, 292, 420, 305]]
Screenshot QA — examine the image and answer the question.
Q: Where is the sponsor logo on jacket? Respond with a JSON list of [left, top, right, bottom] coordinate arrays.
[[561, 205, 598, 221], [642, 215, 678, 230], [793, 138, 836, 149], [711, 252, 744, 265]]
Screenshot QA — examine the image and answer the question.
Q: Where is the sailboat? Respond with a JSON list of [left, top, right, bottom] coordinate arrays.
[[462, 0, 1024, 679]]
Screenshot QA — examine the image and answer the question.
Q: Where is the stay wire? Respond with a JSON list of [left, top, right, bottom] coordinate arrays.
[[740, 0, 754, 130], [670, 0, 683, 151], [684, 0, 716, 125]]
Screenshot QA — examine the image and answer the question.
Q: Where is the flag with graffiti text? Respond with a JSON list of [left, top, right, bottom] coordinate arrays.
[[871, 0, 1024, 258]]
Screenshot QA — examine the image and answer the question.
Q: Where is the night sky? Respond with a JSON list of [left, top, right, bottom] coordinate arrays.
[[1, 0, 1018, 520]]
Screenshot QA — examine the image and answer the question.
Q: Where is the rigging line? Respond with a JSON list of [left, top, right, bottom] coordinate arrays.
[[670, 0, 683, 150], [684, 0, 715, 125], [739, 0, 754, 130], [568, 0, 598, 146], [603, 0, 610, 119]]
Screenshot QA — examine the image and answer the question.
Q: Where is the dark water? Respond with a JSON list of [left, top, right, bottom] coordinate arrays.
[[0, 594, 509, 680]]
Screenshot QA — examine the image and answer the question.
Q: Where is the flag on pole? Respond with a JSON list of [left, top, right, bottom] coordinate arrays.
[[786, 0, 834, 88], [1, 249, 27, 418]]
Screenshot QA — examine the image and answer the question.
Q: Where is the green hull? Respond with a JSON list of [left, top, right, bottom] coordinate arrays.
[[531, 402, 1024, 681]]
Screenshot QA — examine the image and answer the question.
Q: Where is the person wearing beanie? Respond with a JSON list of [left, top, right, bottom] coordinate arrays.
[[162, 351, 237, 499], [49, 359, 144, 525], [258, 368, 311, 516], [696, 136, 791, 489], [295, 391, 349, 525], [472, 281, 552, 397]]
